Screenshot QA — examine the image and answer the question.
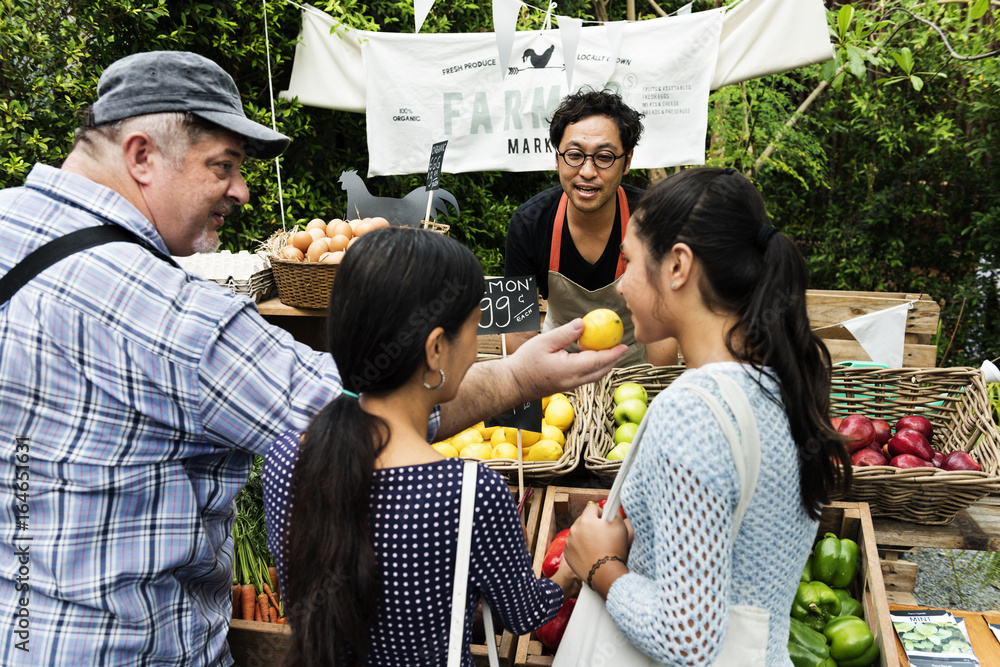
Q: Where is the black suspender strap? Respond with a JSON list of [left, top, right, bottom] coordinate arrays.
[[0, 226, 180, 307]]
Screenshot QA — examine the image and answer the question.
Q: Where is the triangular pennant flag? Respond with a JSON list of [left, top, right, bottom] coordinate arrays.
[[676, 2, 694, 14], [981, 359, 1000, 383], [414, 0, 434, 33], [557, 15, 583, 89], [600, 21, 627, 85], [493, 0, 523, 78], [841, 302, 914, 368]]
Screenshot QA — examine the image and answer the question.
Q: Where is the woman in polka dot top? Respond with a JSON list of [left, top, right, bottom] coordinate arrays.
[[561, 168, 851, 666], [262, 229, 578, 666]]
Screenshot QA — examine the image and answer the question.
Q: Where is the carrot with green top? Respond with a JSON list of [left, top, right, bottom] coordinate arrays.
[[241, 584, 256, 621]]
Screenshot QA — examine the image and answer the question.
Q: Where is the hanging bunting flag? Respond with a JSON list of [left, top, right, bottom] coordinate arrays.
[[414, 0, 434, 32], [556, 15, 583, 89], [676, 2, 694, 14], [494, 0, 523, 79], [840, 302, 915, 369], [599, 21, 627, 85]]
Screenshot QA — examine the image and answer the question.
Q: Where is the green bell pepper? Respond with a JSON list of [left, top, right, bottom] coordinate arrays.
[[834, 587, 864, 618], [813, 532, 860, 589], [824, 614, 880, 667], [788, 617, 837, 667], [800, 554, 814, 583], [791, 581, 842, 633]]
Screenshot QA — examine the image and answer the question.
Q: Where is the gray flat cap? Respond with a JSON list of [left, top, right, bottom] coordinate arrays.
[[93, 51, 290, 160]]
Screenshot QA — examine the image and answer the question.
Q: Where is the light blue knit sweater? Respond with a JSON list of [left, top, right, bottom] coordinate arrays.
[[605, 362, 819, 666]]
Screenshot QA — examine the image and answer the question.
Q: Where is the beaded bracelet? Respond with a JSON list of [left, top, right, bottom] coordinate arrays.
[[587, 555, 626, 589]]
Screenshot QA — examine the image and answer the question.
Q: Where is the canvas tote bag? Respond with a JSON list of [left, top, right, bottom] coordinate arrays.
[[552, 371, 770, 666], [448, 460, 500, 667]]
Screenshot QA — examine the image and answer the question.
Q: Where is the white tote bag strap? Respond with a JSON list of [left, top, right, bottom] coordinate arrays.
[[448, 461, 500, 667], [681, 372, 761, 538]]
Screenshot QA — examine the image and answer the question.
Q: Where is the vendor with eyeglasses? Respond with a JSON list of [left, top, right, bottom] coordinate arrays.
[[504, 89, 678, 367]]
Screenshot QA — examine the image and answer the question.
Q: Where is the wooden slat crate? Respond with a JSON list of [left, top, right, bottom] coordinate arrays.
[[515, 493, 898, 667]]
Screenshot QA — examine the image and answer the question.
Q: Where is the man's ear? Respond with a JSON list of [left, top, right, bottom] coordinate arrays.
[[622, 150, 634, 176], [122, 132, 157, 186]]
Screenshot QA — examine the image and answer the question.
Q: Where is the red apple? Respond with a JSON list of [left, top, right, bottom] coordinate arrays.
[[838, 414, 875, 452], [939, 451, 982, 472], [871, 419, 892, 445], [887, 429, 934, 461], [830, 416, 844, 431], [895, 415, 934, 443], [890, 454, 935, 469], [852, 448, 888, 467], [931, 450, 944, 467]]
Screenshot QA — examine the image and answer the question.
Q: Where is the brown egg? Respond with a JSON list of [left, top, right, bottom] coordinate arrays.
[[306, 237, 331, 262], [348, 218, 363, 233], [279, 246, 304, 261], [347, 237, 360, 250], [318, 252, 337, 264], [291, 230, 314, 253], [328, 220, 353, 240], [329, 234, 350, 252], [329, 250, 345, 264], [370, 216, 390, 230], [305, 218, 327, 232], [354, 221, 373, 236], [307, 227, 326, 242]]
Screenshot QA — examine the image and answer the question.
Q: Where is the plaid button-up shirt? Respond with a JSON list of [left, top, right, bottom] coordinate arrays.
[[0, 165, 342, 665]]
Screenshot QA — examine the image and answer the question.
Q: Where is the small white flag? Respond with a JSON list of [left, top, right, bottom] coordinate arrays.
[[557, 15, 583, 89], [414, 0, 434, 32], [981, 359, 1000, 383], [841, 301, 914, 368], [493, 0, 523, 78]]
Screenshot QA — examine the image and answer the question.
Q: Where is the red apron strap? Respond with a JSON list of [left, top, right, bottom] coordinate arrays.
[[615, 186, 630, 280], [549, 193, 570, 273], [550, 187, 630, 277]]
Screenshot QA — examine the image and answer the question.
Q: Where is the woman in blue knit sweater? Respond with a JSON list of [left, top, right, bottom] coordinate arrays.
[[562, 167, 851, 665]]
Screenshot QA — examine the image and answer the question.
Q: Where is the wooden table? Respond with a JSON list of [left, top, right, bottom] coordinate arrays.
[[257, 297, 327, 352], [890, 604, 1000, 666]]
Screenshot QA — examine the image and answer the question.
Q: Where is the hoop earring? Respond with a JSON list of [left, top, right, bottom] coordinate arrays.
[[423, 369, 446, 391]]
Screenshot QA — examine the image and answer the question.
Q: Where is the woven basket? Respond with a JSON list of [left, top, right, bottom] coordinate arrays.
[[462, 390, 584, 485], [831, 366, 1000, 524], [270, 259, 338, 310], [584, 364, 687, 483]]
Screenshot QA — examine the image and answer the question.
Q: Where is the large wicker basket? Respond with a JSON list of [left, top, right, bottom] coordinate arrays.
[[463, 390, 585, 485], [831, 366, 1000, 524], [583, 364, 686, 483], [270, 259, 337, 310]]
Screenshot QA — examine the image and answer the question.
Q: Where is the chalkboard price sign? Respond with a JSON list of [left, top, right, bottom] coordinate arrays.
[[485, 399, 543, 433], [478, 275, 540, 335], [425, 140, 448, 191]]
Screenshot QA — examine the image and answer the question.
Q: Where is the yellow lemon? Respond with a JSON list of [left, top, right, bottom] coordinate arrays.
[[544, 399, 575, 432], [451, 429, 484, 448], [519, 429, 542, 447], [476, 421, 501, 440], [579, 308, 624, 351], [527, 439, 563, 462], [459, 442, 493, 460], [490, 427, 517, 447], [542, 393, 567, 411], [491, 442, 519, 460], [432, 442, 459, 458], [541, 423, 565, 446]]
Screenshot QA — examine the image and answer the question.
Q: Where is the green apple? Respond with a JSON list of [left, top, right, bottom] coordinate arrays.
[[613, 382, 648, 406], [614, 422, 639, 444], [613, 398, 647, 426], [606, 441, 630, 461]]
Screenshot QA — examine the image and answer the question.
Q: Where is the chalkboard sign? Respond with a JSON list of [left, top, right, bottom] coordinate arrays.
[[485, 399, 543, 432], [425, 140, 448, 191], [478, 275, 540, 336]]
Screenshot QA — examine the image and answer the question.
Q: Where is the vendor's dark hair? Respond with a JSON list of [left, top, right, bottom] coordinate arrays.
[[548, 88, 644, 154], [282, 228, 485, 667], [631, 167, 850, 519]]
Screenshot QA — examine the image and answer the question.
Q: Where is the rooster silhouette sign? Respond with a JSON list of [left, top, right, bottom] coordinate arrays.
[[509, 44, 562, 76], [338, 170, 459, 228]]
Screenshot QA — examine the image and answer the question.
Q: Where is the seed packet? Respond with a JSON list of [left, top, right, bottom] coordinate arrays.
[[890, 609, 979, 667]]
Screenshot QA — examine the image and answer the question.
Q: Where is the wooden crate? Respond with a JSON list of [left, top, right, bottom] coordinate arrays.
[[514, 492, 898, 666], [227, 485, 543, 667]]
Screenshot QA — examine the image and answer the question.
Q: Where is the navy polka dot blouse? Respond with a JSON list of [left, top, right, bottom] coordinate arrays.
[[263, 431, 562, 666]]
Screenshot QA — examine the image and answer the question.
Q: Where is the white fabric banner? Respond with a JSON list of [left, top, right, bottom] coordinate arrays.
[[361, 10, 724, 175], [841, 302, 914, 369]]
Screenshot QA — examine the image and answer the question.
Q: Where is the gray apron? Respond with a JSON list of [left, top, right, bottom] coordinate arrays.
[[540, 188, 645, 368]]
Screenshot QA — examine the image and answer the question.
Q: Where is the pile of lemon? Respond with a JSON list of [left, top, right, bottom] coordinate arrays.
[[432, 393, 575, 462]]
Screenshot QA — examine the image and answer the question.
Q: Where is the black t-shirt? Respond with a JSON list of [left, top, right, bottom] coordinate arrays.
[[504, 185, 644, 299]]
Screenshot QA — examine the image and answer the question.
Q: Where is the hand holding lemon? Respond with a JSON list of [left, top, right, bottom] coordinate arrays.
[[578, 308, 624, 351]]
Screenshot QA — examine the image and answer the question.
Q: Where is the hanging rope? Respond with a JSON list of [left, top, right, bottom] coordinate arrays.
[[262, 0, 288, 232]]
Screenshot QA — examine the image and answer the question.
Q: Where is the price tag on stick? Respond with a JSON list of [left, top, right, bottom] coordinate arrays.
[[424, 140, 448, 222]]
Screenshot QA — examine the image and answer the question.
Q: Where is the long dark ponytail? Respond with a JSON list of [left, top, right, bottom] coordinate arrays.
[[281, 228, 485, 666], [631, 168, 850, 519]]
